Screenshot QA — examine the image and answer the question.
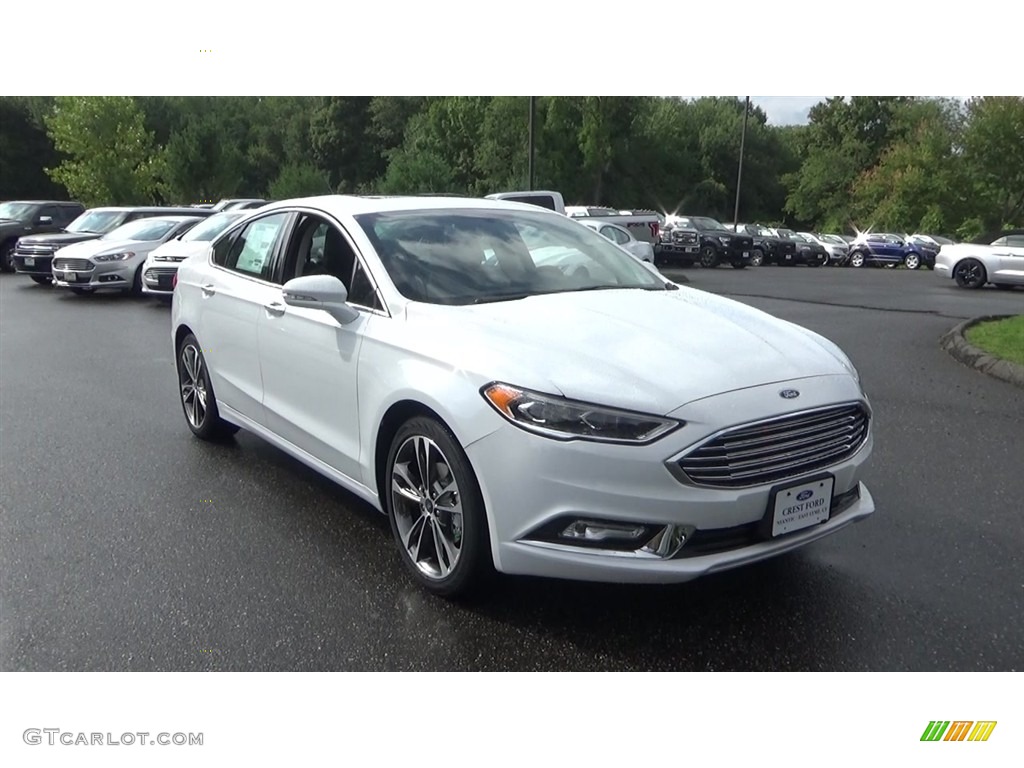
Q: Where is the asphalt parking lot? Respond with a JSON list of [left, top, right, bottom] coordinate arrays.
[[1, 267, 1022, 671]]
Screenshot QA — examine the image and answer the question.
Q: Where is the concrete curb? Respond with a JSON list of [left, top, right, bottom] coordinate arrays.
[[940, 315, 1024, 389]]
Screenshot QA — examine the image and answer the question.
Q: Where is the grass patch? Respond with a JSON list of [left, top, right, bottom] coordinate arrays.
[[965, 315, 1024, 366]]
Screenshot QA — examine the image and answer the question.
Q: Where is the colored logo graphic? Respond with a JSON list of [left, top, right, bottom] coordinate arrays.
[[921, 721, 997, 742], [796, 489, 814, 501]]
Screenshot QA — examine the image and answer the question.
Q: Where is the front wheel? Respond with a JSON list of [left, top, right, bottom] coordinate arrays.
[[699, 245, 720, 269], [0, 242, 15, 272], [953, 259, 987, 289], [386, 416, 493, 598], [176, 333, 240, 440], [750, 248, 764, 267], [849, 251, 866, 268], [904, 252, 921, 270]]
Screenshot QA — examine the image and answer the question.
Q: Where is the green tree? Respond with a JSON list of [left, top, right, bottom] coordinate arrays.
[[960, 96, 1024, 232], [268, 163, 332, 199], [44, 96, 163, 206], [0, 97, 66, 200]]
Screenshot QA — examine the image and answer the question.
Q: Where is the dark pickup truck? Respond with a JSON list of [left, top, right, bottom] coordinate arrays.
[[668, 215, 754, 269], [730, 223, 797, 266], [12, 206, 215, 283], [0, 200, 85, 271]]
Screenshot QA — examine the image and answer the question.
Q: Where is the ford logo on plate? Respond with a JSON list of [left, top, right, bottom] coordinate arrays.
[[779, 389, 800, 399], [796, 490, 814, 501]]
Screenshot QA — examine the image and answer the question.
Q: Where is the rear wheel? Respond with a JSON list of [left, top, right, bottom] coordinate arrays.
[[385, 416, 493, 598], [176, 333, 240, 440], [750, 248, 764, 267], [953, 259, 987, 289]]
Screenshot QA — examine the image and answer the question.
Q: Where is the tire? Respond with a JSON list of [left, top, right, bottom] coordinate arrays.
[[30, 276, 52, 285], [1, 241, 15, 272], [130, 264, 144, 296], [903, 252, 921, 270], [699, 245, 720, 269], [849, 251, 866, 268], [176, 333, 240, 440], [953, 259, 987, 289], [385, 416, 494, 598], [750, 248, 764, 267]]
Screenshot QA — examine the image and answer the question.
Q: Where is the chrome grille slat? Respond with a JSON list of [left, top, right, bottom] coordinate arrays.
[[677, 404, 869, 488], [53, 258, 94, 270]]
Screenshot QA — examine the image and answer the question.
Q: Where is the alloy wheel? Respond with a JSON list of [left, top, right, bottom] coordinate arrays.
[[954, 259, 986, 289], [179, 343, 208, 429], [391, 435, 464, 580], [905, 253, 921, 270]]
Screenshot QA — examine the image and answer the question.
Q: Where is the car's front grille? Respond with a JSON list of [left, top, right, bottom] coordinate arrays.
[[53, 258, 93, 271], [15, 244, 56, 255], [676, 403, 870, 488], [672, 231, 698, 245]]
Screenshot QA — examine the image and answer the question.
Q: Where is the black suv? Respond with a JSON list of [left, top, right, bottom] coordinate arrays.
[[772, 228, 828, 267], [730, 223, 796, 266], [672, 215, 754, 269], [0, 200, 85, 271], [12, 206, 215, 284]]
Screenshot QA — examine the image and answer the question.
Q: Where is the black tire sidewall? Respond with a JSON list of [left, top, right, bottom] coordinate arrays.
[[176, 333, 228, 439], [385, 416, 492, 597]]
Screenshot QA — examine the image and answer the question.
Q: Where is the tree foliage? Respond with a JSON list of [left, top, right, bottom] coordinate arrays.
[[1, 95, 1020, 237]]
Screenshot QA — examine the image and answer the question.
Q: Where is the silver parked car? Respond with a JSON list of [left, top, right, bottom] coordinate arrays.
[[579, 220, 655, 263], [934, 234, 1024, 289]]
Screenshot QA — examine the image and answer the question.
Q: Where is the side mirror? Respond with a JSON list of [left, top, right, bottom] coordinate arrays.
[[282, 274, 359, 325], [37, 215, 53, 225]]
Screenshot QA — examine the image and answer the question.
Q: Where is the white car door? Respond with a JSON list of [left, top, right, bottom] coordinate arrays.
[[198, 211, 292, 423], [996, 237, 1024, 283], [256, 214, 374, 483]]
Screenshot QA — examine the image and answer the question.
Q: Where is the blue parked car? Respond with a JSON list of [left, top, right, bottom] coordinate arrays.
[[847, 233, 939, 270]]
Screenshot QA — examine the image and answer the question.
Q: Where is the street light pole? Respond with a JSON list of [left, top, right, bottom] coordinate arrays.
[[528, 96, 536, 190], [733, 96, 750, 228]]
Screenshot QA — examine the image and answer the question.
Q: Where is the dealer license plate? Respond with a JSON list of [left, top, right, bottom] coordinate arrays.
[[770, 476, 833, 536], [742, 251, 749, 258], [24, 257, 35, 266]]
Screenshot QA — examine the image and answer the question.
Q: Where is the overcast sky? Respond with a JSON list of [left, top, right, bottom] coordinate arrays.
[[750, 96, 831, 125]]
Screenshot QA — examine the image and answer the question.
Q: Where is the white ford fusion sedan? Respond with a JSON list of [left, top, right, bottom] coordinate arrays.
[[171, 195, 875, 596]]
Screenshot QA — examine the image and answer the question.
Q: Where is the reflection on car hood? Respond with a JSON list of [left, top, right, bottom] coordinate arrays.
[[403, 287, 851, 414], [55, 238, 153, 258]]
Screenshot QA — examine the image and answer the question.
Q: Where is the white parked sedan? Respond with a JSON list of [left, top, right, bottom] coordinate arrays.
[[141, 211, 250, 296], [578, 220, 656, 263], [934, 234, 1024, 289], [171, 195, 875, 596], [52, 216, 205, 295]]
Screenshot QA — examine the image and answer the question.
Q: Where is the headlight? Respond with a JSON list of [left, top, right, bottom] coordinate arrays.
[[718, 236, 731, 244], [482, 383, 682, 444], [93, 251, 135, 262]]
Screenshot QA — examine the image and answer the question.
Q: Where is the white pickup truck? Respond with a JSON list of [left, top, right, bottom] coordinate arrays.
[[486, 190, 662, 245]]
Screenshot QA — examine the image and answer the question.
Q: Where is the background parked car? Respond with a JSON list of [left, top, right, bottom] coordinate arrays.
[[801, 232, 849, 265], [935, 233, 1024, 289], [0, 200, 84, 271], [667, 215, 753, 268], [579, 220, 655, 263], [729, 223, 796, 267], [141, 210, 250, 296], [655, 216, 701, 265], [847, 233, 938, 269], [52, 216, 205, 295], [12, 206, 214, 284], [769, 229, 828, 267], [210, 198, 270, 211]]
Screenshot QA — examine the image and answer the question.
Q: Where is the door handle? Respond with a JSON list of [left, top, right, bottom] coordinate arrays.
[[264, 302, 286, 317], [201, 283, 216, 297]]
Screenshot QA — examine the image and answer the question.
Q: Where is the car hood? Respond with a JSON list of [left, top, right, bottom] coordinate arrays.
[[402, 287, 852, 414], [147, 240, 211, 261], [0, 219, 28, 233], [56, 237, 157, 258], [21, 232, 102, 246]]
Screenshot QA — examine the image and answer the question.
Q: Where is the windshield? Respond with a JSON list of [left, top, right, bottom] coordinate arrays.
[[181, 212, 245, 242], [821, 234, 846, 245], [67, 210, 127, 234], [678, 216, 725, 230], [776, 228, 799, 239], [0, 202, 36, 221], [102, 218, 183, 242], [355, 208, 666, 306]]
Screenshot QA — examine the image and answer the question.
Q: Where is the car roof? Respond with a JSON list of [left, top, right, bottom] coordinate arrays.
[[257, 194, 562, 218], [114, 215, 203, 224], [4, 199, 83, 205]]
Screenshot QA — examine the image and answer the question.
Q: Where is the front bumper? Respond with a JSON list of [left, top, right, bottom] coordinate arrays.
[[52, 259, 138, 291], [12, 253, 56, 277], [141, 263, 178, 294], [465, 375, 874, 583]]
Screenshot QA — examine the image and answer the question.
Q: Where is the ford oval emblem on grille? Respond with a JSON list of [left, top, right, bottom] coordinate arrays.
[[780, 389, 800, 399], [796, 489, 814, 501]]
